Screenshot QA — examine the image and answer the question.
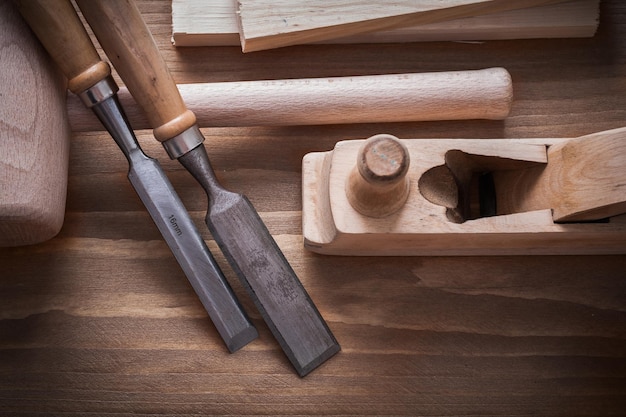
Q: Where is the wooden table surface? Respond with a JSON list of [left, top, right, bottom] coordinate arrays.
[[2, 1, 625, 415]]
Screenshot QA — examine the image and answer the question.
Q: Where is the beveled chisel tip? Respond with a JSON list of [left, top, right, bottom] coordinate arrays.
[[226, 325, 259, 353], [295, 340, 341, 377]]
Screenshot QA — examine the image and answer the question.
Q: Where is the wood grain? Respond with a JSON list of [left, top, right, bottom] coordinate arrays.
[[345, 134, 412, 218], [494, 128, 626, 221], [1, 0, 625, 414], [172, 0, 599, 47], [235, 0, 572, 52], [0, 1, 70, 247], [302, 136, 626, 255], [67, 68, 513, 131], [77, 0, 196, 142], [14, 0, 111, 94]]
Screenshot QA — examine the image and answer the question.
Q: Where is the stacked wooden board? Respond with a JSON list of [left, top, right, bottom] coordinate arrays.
[[172, 0, 600, 50]]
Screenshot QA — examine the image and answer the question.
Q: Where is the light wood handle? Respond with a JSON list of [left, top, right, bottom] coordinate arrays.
[[14, 0, 110, 94], [67, 68, 514, 131], [76, 0, 195, 142], [345, 134, 411, 218], [494, 128, 626, 222]]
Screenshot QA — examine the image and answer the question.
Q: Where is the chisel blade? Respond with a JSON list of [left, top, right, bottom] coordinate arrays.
[[91, 95, 258, 353], [129, 156, 258, 352], [179, 144, 340, 376]]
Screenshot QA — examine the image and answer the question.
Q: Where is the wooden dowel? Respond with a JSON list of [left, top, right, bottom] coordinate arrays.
[[68, 68, 512, 131]]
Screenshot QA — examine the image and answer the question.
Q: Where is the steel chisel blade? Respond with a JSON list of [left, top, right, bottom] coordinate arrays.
[[179, 144, 340, 376], [92, 96, 258, 353]]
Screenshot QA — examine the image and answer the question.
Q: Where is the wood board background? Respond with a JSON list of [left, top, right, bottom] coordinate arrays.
[[1, 0, 625, 415]]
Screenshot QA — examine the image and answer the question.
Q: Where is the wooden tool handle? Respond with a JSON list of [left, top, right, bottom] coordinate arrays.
[[67, 68, 514, 131], [494, 128, 626, 222], [14, 0, 110, 94], [345, 134, 411, 218], [76, 0, 195, 142]]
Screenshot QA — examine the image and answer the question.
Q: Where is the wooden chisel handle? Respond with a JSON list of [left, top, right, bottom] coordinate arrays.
[[76, 0, 195, 143], [14, 0, 110, 95], [67, 68, 513, 132]]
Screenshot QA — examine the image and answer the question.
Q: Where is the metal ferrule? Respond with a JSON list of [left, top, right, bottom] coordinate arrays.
[[89, 88, 140, 161], [78, 76, 118, 108], [162, 124, 205, 159]]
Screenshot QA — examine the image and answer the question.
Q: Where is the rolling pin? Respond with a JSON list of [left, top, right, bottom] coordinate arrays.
[[67, 68, 513, 131], [0, 1, 70, 247]]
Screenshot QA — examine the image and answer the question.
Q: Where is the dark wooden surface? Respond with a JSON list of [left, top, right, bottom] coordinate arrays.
[[1, 1, 625, 415]]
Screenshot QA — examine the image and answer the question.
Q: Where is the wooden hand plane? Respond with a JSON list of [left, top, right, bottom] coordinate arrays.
[[302, 128, 626, 256]]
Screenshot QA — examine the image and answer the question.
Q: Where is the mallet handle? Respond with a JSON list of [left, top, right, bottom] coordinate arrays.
[[68, 68, 514, 131]]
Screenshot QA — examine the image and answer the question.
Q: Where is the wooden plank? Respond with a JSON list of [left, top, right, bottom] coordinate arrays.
[[302, 133, 626, 256], [235, 0, 576, 52], [172, 0, 599, 47]]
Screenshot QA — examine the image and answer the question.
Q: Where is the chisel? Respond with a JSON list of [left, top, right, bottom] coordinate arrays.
[[15, 0, 258, 353], [76, 0, 340, 376]]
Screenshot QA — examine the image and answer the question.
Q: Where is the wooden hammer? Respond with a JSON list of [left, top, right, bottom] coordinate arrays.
[[0, 1, 70, 247]]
